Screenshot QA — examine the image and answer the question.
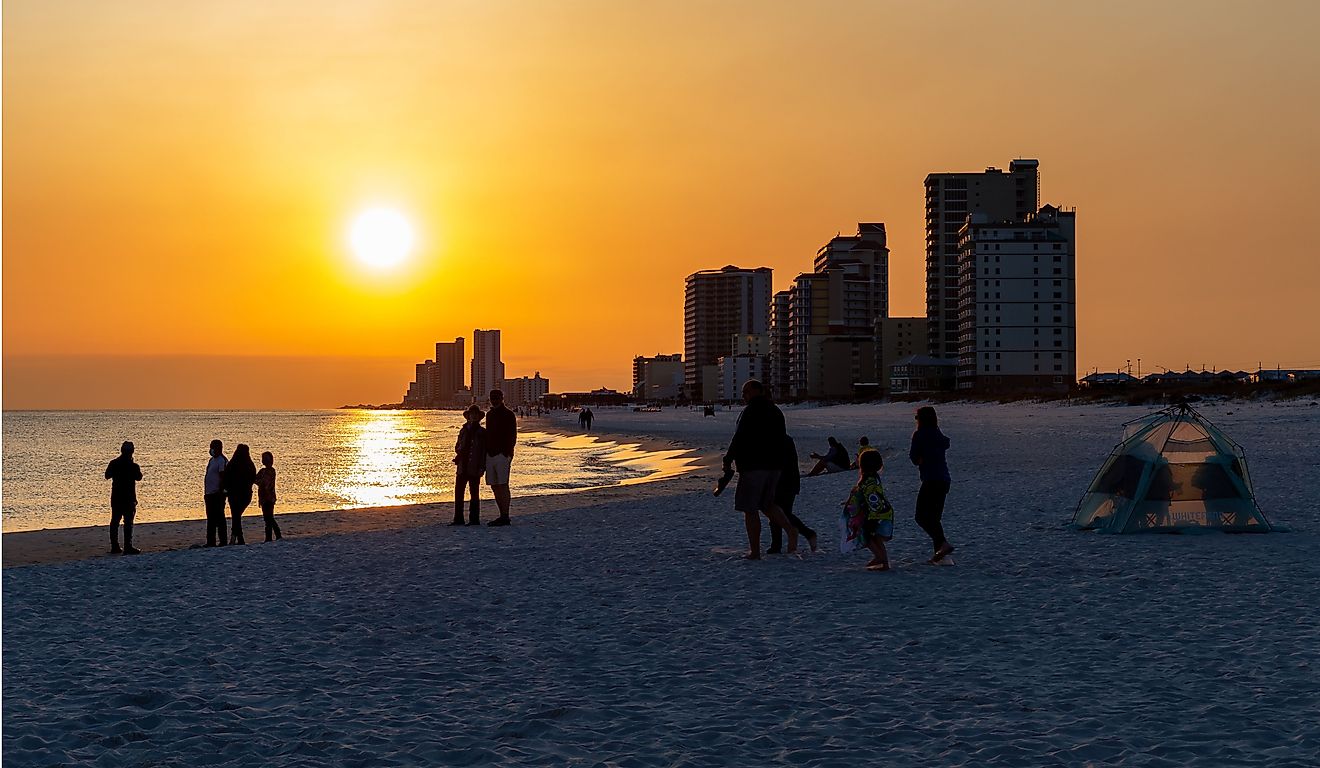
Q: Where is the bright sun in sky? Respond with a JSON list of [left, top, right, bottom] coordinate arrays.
[[349, 207, 415, 269]]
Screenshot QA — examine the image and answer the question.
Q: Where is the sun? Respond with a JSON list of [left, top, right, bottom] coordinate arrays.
[[349, 207, 415, 269]]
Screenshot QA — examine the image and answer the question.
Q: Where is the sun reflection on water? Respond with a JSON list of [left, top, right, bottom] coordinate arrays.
[[329, 410, 439, 508]]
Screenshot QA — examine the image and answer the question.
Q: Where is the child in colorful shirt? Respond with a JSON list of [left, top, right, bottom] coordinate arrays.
[[848, 450, 893, 571]]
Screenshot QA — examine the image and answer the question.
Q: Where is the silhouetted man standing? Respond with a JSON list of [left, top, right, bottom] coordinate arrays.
[[105, 441, 143, 555], [485, 389, 517, 526], [204, 439, 228, 547], [722, 379, 802, 559]]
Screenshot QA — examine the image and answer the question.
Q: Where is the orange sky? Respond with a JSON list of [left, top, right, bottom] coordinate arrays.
[[5, 1, 1319, 408]]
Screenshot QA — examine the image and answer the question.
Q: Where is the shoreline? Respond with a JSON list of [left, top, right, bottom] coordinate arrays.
[[2, 425, 718, 569]]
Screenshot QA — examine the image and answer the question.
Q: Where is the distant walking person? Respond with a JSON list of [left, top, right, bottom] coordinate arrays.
[[721, 379, 802, 559], [485, 389, 517, 526], [452, 404, 487, 526], [578, 409, 588, 430], [105, 441, 143, 555], [204, 440, 228, 547], [767, 435, 818, 555], [584, 408, 594, 431], [226, 444, 257, 545], [256, 451, 281, 541], [909, 406, 955, 563]]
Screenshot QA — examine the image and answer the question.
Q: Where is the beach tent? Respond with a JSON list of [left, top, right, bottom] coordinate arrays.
[[1072, 404, 1274, 533]]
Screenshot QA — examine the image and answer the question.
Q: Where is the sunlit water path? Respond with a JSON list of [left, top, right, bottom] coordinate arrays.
[[1, 410, 700, 532]]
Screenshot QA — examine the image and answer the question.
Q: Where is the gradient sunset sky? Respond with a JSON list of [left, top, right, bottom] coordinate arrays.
[[4, 1, 1319, 408]]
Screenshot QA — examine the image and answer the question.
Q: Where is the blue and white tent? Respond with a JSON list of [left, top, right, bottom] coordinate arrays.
[[1072, 404, 1274, 534]]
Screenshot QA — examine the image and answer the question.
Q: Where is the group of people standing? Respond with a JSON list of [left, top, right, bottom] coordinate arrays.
[[721, 379, 955, 570], [204, 440, 281, 546], [577, 407, 595, 431], [102, 439, 281, 555]]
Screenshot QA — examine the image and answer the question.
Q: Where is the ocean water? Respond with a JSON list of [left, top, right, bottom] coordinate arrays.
[[1, 410, 695, 532]]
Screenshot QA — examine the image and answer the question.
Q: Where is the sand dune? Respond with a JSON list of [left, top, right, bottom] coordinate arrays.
[[4, 400, 1319, 765]]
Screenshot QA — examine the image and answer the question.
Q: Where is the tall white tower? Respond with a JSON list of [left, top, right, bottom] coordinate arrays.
[[471, 329, 505, 402]]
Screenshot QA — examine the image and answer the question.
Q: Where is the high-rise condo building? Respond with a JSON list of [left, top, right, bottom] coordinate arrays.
[[434, 337, 465, 400], [925, 159, 1039, 360], [786, 224, 889, 399], [956, 204, 1076, 391], [471, 329, 505, 402], [768, 290, 792, 398], [683, 266, 772, 401]]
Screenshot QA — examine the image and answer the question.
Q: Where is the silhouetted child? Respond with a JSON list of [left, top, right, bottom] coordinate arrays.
[[846, 450, 893, 571], [256, 451, 281, 541]]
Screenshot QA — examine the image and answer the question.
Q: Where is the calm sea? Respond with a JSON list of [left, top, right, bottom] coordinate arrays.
[[1, 410, 693, 532]]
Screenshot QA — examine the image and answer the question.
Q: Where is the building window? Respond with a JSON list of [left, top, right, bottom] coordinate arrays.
[[1054, 316, 1062, 323], [995, 365, 1001, 371], [1054, 254, 1062, 261], [1054, 292, 1062, 299], [1053, 304, 1062, 310], [1054, 365, 1063, 371], [1054, 352, 1062, 359], [1053, 328, 1062, 335], [1053, 280, 1062, 287], [1054, 340, 1063, 347]]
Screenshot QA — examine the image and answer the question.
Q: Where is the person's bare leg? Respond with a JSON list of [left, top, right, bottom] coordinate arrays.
[[493, 484, 511, 520], [866, 540, 889, 570], [452, 478, 466, 524], [743, 511, 761, 559], [806, 460, 827, 477], [763, 503, 799, 553]]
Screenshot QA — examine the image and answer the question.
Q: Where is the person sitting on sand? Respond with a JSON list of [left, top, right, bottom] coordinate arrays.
[[484, 389, 517, 527], [204, 439, 229, 547], [846, 450, 894, 571], [105, 441, 143, 555], [767, 435, 818, 555], [850, 436, 879, 470], [805, 437, 849, 476], [256, 451, 281, 541], [722, 379, 803, 559], [225, 444, 257, 545], [452, 404, 487, 526], [909, 406, 954, 563]]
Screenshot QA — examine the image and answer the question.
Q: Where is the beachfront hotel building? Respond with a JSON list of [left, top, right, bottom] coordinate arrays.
[[500, 372, 550, 407], [632, 354, 684, 400], [471, 329, 505, 402], [925, 160, 1039, 361], [683, 266, 772, 402], [955, 204, 1077, 392], [784, 224, 889, 399]]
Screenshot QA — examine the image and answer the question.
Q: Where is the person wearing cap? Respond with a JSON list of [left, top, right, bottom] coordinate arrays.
[[452, 404, 488, 526], [104, 441, 143, 555]]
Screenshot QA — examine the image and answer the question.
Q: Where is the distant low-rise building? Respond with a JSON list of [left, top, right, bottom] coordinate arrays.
[[632, 354, 684, 400], [876, 317, 927, 393], [890, 355, 957, 394], [501, 372, 550, 406]]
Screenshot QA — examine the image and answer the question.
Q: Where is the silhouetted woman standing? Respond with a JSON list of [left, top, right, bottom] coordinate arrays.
[[226, 443, 258, 545], [909, 406, 955, 563]]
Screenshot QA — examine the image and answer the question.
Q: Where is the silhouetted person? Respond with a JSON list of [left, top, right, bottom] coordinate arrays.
[[204, 440, 229, 547], [722, 379, 801, 559], [768, 435, 818, 554], [105, 441, 143, 555], [485, 389, 517, 526], [225, 444, 257, 545], [806, 437, 849, 476], [584, 408, 594, 431], [578, 409, 588, 430], [850, 436, 878, 470], [453, 404, 487, 526], [909, 406, 954, 563], [256, 451, 281, 541]]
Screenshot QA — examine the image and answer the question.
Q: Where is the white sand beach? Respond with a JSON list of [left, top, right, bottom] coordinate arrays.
[[4, 399, 1320, 765]]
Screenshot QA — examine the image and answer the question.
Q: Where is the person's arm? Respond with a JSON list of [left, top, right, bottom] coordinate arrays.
[[134, 463, 143, 482], [106, 461, 115, 480], [723, 413, 746, 470], [909, 433, 923, 466]]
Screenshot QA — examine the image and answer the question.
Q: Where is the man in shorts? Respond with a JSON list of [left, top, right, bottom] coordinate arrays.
[[484, 389, 517, 526], [722, 379, 803, 559]]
